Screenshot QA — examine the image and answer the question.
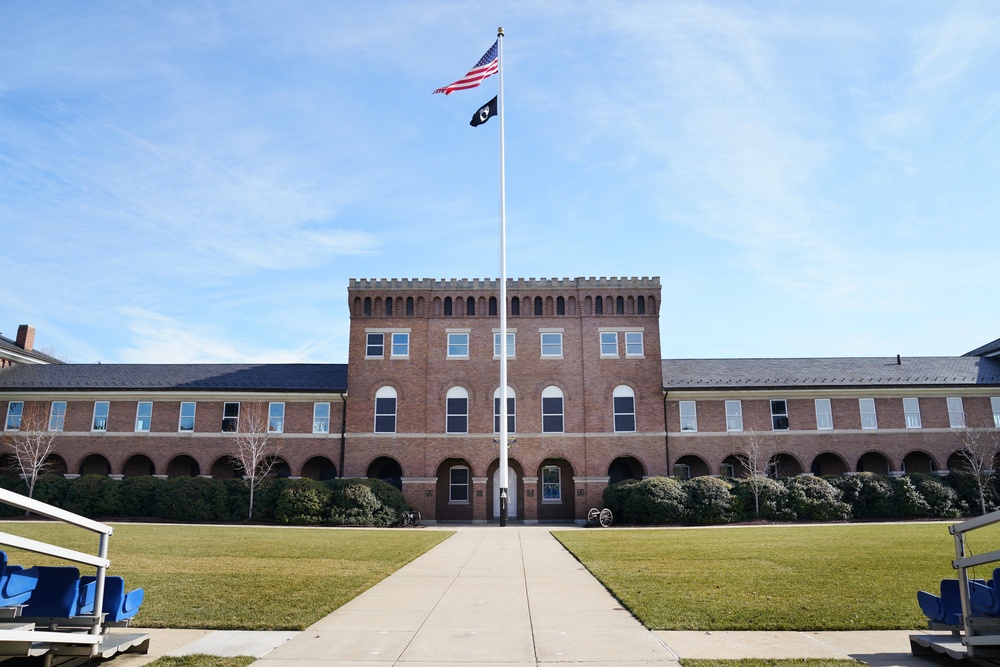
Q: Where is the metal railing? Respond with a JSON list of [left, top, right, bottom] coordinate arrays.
[[951, 508, 1000, 656]]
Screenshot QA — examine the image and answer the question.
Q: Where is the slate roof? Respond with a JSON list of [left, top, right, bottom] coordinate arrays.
[[0, 334, 62, 365], [0, 364, 348, 393], [965, 337, 1000, 358], [663, 356, 1000, 390]]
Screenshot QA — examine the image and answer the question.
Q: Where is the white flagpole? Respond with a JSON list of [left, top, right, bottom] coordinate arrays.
[[497, 26, 509, 527]]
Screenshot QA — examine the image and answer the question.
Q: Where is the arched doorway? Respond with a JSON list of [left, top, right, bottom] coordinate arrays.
[[367, 457, 403, 490], [302, 456, 337, 481], [0, 454, 19, 479], [266, 456, 291, 478], [435, 458, 474, 522], [79, 454, 111, 476], [167, 455, 200, 477], [673, 455, 710, 479], [608, 456, 644, 485], [122, 455, 155, 477], [857, 451, 891, 475], [46, 454, 67, 477], [947, 451, 971, 472], [811, 452, 848, 477], [492, 468, 518, 520], [769, 453, 802, 478], [903, 451, 937, 474], [537, 458, 575, 522], [211, 457, 242, 479]]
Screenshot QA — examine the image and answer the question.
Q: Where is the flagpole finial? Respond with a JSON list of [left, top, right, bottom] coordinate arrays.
[[498, 27, 504, 37]]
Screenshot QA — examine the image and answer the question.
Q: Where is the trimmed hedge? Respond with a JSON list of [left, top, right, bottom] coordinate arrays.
[[2, 475, 409, 526]]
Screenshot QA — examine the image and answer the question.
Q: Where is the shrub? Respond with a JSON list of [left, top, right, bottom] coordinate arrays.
[[32, 475, 71, 509], [119, 476, 165, 517], [275, 479, 332, 525], [63, 475, 122, 518], [784, 475, 850, 522], [356, 479, 408, 519], [908, 474, 961, 519], [622, 477, 686, 525], [154, 477, 219, 522], [326, 479, 403, 526], [945, 471, 999, 516], [682, 476, 735, 525], [603, 479, 641, 520], [829, 473, 898, 520], [892, 475, 933, 518], [730, 476, 794, 521]]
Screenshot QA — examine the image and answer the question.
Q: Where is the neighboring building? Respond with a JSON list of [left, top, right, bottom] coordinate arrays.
[[0, 281, 999, 524], [0, 325, 62, 367]]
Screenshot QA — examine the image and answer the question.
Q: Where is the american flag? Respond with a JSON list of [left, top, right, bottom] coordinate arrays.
[[433, 40, 498, 95]]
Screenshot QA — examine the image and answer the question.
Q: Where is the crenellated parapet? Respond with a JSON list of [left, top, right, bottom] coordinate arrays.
[[349, 276, 660, 292]]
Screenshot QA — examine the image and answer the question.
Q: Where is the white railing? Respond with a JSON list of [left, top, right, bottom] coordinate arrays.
[[951, 508, 1000, 656]]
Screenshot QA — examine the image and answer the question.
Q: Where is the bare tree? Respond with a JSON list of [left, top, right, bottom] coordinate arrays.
[[0, 402, 58, 500], [955, 418, 1000, 516], [735, 428, 776, 518], [228, 402, 281, 520]]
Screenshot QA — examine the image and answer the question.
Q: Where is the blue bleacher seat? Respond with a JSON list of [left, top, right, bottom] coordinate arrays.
[[20, 566, 85, 618], [918, 579, 963, 625], [79, 576, 144, 622], [0, 553, 38, 607]]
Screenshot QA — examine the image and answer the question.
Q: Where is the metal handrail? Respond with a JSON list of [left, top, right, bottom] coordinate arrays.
[[950, 508, 1000, 657]]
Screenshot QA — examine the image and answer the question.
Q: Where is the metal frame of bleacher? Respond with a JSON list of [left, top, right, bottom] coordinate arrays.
[[912, 508, 1000, 664], [0, 487, 148, 665]]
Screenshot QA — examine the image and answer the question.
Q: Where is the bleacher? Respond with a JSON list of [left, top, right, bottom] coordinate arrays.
[[0, 487, 148, 665], [912, 509, 1000, 662]]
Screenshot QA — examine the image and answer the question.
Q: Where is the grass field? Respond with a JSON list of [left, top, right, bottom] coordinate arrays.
[[0, 522, 450, 630], [552, 522, 996, 631]]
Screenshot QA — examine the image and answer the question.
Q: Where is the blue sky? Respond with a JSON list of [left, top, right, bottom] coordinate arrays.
[[2, 2, 998, 364]]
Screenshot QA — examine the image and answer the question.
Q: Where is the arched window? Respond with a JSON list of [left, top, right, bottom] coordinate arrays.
[[595, 296, 603, 315], [446, 386, 469, 433], [556, 296, 565, 315], [637, 296, 645, 314], [541, 386, 564, 433], [374, 387, 397, 433], [406, 297, 414, 316], [363, 297, 372, 316], [616, 296, 625, 315], [511, 297, 520, 316], [613, 385, 636, 432], [489, 297, 498, 316], [467, 296, 475, 316], [444, 297, 453, 316], [384, 298, 392, 316], [494, 386, 516, 433], [534, 296, 543, 315]]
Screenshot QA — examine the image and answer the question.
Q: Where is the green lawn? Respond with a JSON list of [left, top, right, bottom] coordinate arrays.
[[0, 523, 450, 630], [553, 523, 994, 631]]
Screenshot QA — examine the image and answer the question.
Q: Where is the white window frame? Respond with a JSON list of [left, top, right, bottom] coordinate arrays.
[[859, 398, 877, 429], [49, 401, 66, 432], [624, 331, 644, 357], [540, 332, 563, 358], [374, 387, 397, 434], [541, 386, 564, 433], [903, 397, 922, 429], [993, 397, 1000, 429], [391, 332, 409, 358], [92, 401, 110, 432], [493, 387, 516, 434], [673, 464, 691, 480], [725, 400, 743, 432], [600, 332, 618, 357], [613, 386, 636, 433], [178, 402, 196, 432], [366, 332, 384, 358], [542, 465, 561, 502], [814, 398, 833, 431], [679, 400, 697, 432], [135, 401, 153, 432], [449, 465, 469, 504], [5, 401, 23, 431], [770, 399, 788, 431], [947, 397, 966, 429], [493, 331, 515, 358], [268, 402, 285, 433], [222, 401, 240, 432], [447, 332, 470, 359], [720, 463, 735, 478], [313, 402, 331, 434], [446, 386, 468, 434]]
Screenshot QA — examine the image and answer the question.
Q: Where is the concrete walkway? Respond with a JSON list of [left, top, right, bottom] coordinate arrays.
[[117, 525, 954, 666]]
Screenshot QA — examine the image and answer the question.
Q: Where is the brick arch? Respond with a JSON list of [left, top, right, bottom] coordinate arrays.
[[902, 450, 938, 474], [118, 449, 156, 474], [857, 450, 894, 475], [367, 380, 404, 402], [431, 454, 480, 478], [532, 378, 570, 401], [770, 451, 804, 477], [437, 379, 476, 402], [603, 377, 639, 400]]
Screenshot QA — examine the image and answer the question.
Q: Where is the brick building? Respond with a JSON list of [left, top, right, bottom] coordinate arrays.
[[0, 279, 999, 523]]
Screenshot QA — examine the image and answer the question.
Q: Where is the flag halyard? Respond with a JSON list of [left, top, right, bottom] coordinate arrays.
[[433, 40, 499, 95]]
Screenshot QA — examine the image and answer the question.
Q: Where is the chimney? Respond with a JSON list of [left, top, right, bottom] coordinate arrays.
[[896, 354, 901, 365], [15, 325, 35, 352]]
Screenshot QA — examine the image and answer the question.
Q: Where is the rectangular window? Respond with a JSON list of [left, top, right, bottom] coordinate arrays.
[[49, 401, 66, 432], [135, 402, 153, 432], [446, 396, 468, 434], [613, 393, 636, 433], [770, 399, 788, 431], [366, 332, 384, 358], [391, 332, 409, 357], [447, 332, 469, 358], [179, 402, 196, 432], [5, 401, 23, 431], [449, 467, 469, 503], [92, 401, 109, 432], [542, 466, 561, 501], [725, 400, 743, 432], [719, 463, 735, 479], [600, 332, 618, 356], [673, 464, 691, 480], [493, 332, 515, 358], [815, 399, 833, 430], [542, 396, 564, 433], [993, 397, 1000, 429], [222, 402, 240, 432], [494, 397, 515, 433], [624, 331, 644, 357], [268, 402, 285, 433], [903, 398, 922, 428], [374, 393, 397, 433], [313, 402, 331, 433], [859, 398, 877, 429], [679, 401, 697, 432], [947, 397, 965, 429], [541, 332, 563, 357]]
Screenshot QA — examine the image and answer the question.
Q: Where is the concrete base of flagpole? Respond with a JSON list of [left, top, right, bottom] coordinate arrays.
[[500, 489, 508, 527]]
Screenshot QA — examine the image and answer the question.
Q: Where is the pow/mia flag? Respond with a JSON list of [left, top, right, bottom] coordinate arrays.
[[470, 96, 498, 127]]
